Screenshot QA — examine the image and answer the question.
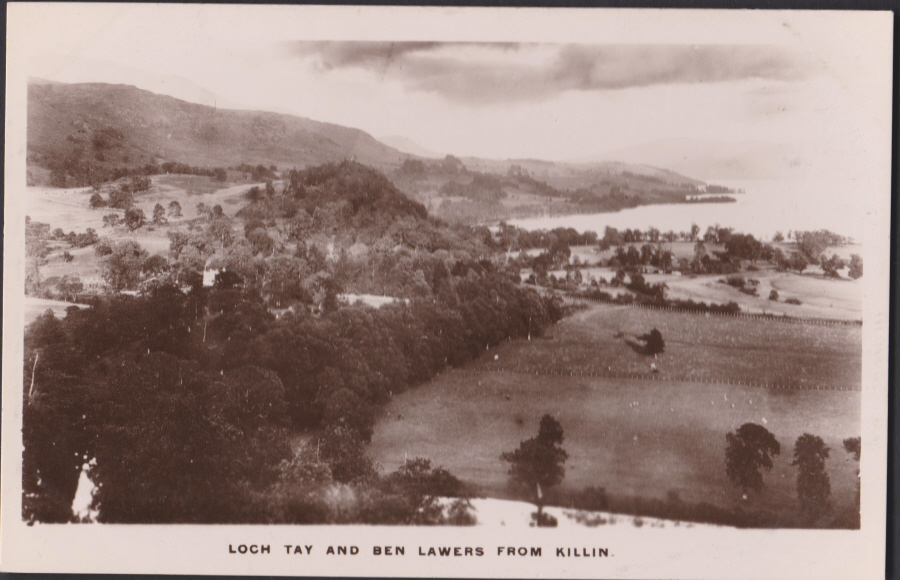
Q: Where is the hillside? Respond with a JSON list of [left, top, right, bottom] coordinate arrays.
[[27, 81, 735, 226], [27, 82, 410, 175]]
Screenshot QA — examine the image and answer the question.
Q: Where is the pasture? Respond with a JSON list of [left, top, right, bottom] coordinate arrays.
[[472, 304, 861, 390], [368, 302, 862, 523]]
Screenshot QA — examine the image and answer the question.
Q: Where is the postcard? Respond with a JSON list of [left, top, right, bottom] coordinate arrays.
[[2, 4, 893, 578]]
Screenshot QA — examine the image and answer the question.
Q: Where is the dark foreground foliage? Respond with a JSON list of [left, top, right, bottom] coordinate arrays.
[[24, 272, 559, 523]]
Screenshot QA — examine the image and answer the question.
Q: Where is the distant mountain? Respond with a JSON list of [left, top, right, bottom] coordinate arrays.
[[576, 138, 802, 181], [379, 136, 443, 159], [27, 81, 411, 173]]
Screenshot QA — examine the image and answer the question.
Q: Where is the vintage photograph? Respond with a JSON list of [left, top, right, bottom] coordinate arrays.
[[2, 4, 892, 578]]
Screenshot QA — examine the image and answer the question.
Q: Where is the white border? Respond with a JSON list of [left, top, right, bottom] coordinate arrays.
[[2, 5, 893, 578]]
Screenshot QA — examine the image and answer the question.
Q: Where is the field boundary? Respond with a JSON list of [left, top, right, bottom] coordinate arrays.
[[455, 365, 861, 392], [559, 295, 863, 327]]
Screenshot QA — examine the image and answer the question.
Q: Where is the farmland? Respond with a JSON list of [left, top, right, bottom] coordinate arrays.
[[466, 304, 861, 390], [368, 302, 862, 524]]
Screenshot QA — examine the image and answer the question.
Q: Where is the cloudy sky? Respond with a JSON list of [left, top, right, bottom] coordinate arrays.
[[12, 5, 892, 183]]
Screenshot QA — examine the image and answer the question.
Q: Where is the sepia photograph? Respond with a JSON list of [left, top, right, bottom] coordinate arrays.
[[2, 4, 893, 578]]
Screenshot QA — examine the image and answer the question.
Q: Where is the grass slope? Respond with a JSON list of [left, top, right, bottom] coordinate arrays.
[[27, 82, 409, 172]]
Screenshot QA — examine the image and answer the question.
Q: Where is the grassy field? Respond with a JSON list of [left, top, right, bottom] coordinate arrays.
[[368, 302, 861, 523], [469, 304, 861, 390]]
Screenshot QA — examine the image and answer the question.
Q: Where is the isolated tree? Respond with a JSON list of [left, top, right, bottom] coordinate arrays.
[[168, 200, 182, 219], [124, 207, 146, 231], [152, 203, 168, 225], [773, 231, 785, 243], [792, 434, 831, 523], [848, 254, 863, 279], [62, 251, 74, 263], [789, 252, 808, 274], [725, 423, 781, 495], [820, 254, 843, 279], [640, 328, 665, 355], [500, 414, 568, 521], [108, 187, 134, 210], [690, 223, 700, 242], [89, 192, 106, 209], [102, 214, 120, 228], [769, 289, 779, 301]]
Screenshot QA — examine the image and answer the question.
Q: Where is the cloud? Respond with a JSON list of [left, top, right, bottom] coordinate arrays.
[[282, 42, 819, 105]]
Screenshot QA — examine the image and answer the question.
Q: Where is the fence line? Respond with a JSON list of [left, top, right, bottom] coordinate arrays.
[[453, 365, 860, 393], [558, 295, 862, 328]]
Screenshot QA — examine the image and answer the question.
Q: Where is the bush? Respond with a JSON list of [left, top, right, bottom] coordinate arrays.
[[531, 511, 558, 527], [769, 290, 779, 301], [785, 298, 802, 305]]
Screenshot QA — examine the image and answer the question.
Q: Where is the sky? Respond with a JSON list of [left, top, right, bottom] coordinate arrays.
[[13, 5, 893, 186]]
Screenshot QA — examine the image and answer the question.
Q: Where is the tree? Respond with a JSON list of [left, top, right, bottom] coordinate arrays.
[[640, 328, 665, 355], [102, 214, 120, 228], [108, 187, 134, 210], [124, 207, 146, 231], [848, 254, 863, 279], [26, 218, 51, 294], [102, 240, 149, 291], [725, 423, 781, 495], [792, 434, 831, 523], [57, 276, 84, 301], [773, 231, 785, 243], [689, 223, 700, 242], [89, 192, 106, 208], [168, 200, 182, 219], [500, 414, 568, 522], [820, 254, 843, 278], [769, 289, 779, 301], [789, 252, 808, 274], [152, 203, 168, 225], [843, 437, 861, 524]]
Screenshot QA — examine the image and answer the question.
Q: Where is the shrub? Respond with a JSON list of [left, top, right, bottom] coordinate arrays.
[[785, 298, 802, 305], [531, 511, 558, 527], [768, 290, 779, 301]]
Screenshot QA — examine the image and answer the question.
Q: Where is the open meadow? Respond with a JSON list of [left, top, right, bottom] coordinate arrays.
[[369, 302, 862, 524]]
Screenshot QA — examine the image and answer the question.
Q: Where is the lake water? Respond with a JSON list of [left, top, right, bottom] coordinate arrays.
[[508, 179, 865, 243]]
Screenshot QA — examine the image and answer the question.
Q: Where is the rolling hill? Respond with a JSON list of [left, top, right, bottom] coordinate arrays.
[[27, 81, 411, 174]]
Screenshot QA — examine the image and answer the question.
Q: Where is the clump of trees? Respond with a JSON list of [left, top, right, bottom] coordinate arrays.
[[501, 414, 569, 526]]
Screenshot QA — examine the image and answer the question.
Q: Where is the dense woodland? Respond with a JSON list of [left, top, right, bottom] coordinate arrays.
[[23, 161, 563, 524]]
